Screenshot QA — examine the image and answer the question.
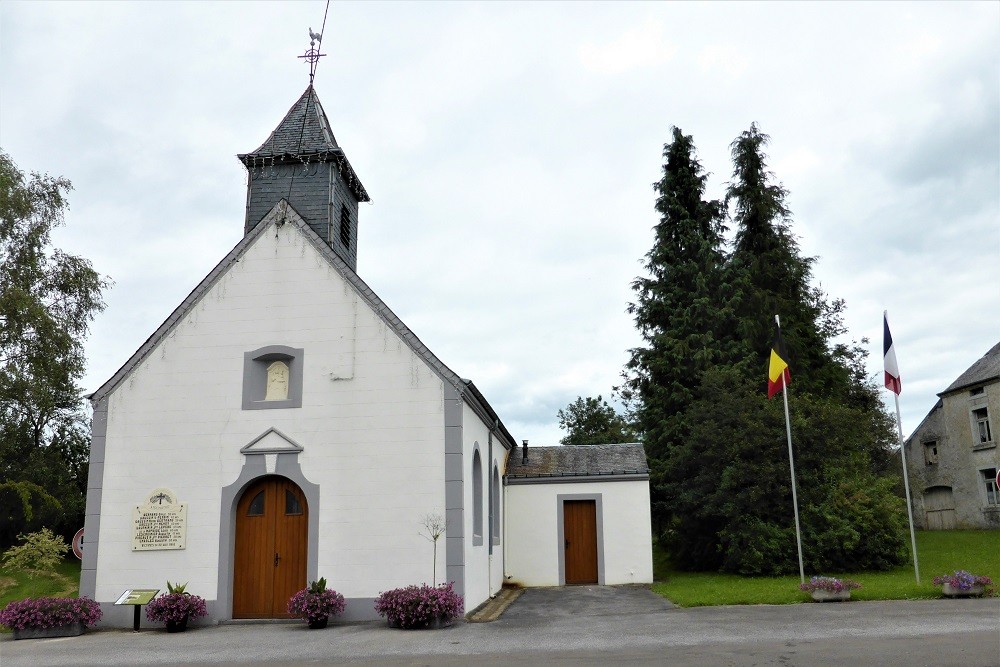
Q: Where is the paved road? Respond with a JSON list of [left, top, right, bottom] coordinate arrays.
[[2, 586, 998, 666]]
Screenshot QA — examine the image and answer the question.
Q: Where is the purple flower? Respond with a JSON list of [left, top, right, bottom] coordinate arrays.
[[287, 587, 346, 623], [374, 582, 464, 629], [145, 592, 208, 624], [799, 576, 861, 593], [932, 570, 993, 591], [0, 597, 103, 631]]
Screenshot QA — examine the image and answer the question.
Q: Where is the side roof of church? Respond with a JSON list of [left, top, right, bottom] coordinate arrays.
[[90, 200, 515, 447]]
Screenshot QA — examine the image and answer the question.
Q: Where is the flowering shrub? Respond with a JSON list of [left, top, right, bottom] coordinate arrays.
[[932, 570, 993, 594], [287, 578, 346, 623], [0, 597, 103, 631], [145, 591, 208, 624], [374, 582, 463, 629], [799, 576, 862, 594]]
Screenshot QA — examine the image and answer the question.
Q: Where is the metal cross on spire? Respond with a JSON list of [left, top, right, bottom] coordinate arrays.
[[298, 28, 326, 84]]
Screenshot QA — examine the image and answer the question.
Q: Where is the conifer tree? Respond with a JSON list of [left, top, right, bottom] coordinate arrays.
[[623, 127, 728, 461]]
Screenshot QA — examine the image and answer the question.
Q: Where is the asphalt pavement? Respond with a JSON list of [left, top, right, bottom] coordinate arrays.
[[2, 586, 998, 667]]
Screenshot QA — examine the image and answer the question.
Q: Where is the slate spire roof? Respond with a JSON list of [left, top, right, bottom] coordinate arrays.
[[238, 86, 369, 202], [243, 85, 339, 157]]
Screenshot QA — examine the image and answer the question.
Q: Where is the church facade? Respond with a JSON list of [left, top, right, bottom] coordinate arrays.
[[81, 86, 650, 626]]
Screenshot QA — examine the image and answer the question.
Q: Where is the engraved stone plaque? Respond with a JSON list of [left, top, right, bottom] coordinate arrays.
[[132, 488, 187, 551]]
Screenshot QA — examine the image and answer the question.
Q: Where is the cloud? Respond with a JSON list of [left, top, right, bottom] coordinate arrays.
[[578, 19, 676, 75]]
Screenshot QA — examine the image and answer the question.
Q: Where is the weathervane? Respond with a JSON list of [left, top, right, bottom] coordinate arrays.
[[298, 28, 326, 84]]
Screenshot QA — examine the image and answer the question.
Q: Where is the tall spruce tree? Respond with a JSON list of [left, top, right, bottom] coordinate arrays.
[[628, 125, 905, 573], [623, 127, 728, 462]]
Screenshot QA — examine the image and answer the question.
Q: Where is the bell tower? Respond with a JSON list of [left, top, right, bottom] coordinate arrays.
[[237, 33, 369, 271]]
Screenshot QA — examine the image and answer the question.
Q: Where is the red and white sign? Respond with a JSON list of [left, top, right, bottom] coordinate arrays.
[[72, 528, 85, 560]]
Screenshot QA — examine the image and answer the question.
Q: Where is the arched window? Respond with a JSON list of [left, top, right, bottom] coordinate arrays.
[[491, 465, 500, 545], [472, 449, 483, 544]]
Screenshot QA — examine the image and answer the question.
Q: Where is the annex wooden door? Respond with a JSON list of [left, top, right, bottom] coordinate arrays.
[[563, 500, 598, 585], [233, 477, 308, 618]]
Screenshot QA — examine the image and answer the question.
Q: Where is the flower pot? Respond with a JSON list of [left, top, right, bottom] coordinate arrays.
[[165, 616, 189, 633], [307, 617, 329, 629], [942, 583, 985, 598], [810, 589, 851, 602], [12, 622, 85, 640]]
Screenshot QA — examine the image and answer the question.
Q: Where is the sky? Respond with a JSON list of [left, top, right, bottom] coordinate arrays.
[[1, 1, 997, 445]]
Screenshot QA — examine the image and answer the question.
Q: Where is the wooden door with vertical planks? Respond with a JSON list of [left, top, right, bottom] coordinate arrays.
[[563, 499, 598, 585], [233, 477, 308, 618]]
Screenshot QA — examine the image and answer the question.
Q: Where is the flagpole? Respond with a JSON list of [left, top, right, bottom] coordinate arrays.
[[776, 315, 806, 584], [894, 392, 920, 583]]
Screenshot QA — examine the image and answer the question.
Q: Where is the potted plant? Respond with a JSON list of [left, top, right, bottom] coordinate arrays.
[[799, 576, 861, 602], [287, 578, 346, 629], [145, 582, 208, 632], [932, 570, 993, 598], [374, 582, 464, 629], [0, 596, 103, 639]]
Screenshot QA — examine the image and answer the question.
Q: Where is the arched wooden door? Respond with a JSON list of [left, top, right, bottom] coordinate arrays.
[[233, 476, 308, 618]]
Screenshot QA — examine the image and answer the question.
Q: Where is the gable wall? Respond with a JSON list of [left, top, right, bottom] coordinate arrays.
[[92, 221, 448, 616]]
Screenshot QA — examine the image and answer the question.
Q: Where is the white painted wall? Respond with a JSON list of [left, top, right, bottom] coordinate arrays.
[[95, 220, 449, 611], [504, 480, 653, 587], [459, 404, 508, 612]]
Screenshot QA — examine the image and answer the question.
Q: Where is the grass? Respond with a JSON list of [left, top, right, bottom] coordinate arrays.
[[652, 530, 1000, 606], [0, 557, 81, 632]]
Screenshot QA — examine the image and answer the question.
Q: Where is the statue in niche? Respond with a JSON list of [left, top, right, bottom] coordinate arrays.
[[264, 361, 290, 401]]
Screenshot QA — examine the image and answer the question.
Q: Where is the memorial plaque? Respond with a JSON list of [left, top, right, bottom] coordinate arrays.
[[132, 488, 188, 551]]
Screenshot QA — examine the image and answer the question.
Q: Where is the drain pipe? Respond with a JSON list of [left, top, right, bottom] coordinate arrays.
[[487, 424, 493, 598]]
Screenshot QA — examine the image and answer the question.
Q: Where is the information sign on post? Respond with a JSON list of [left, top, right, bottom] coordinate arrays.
[[115, 589, 160, 632]]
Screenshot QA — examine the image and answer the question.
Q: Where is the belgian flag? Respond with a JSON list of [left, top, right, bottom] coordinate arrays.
[[767, 322, 791, 399]]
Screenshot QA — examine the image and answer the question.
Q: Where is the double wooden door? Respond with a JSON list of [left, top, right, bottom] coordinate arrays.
[[563, 500, 598, 585], [233, 476, 308, 618]]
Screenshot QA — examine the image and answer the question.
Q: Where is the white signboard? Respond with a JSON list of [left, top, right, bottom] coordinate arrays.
[[132, 488, 188, 551]]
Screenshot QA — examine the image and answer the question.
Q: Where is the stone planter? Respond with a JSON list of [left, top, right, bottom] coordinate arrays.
[[387, 615, 455, 629], [941, 583, 985, 598], [12, 622, 85, 640], [810, 589, 851, 602]]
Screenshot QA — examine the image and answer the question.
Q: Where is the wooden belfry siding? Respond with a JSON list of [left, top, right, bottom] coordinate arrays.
[[233, 477, 308, 618], [563, 500, 598, 584]]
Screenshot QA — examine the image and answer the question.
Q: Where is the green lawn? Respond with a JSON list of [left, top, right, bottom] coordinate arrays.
[[0, 557, 82, 631], [652, 530, 1000, 606]]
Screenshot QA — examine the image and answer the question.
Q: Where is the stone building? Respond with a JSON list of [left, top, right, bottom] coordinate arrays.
[[903, 342, 1000, 529]]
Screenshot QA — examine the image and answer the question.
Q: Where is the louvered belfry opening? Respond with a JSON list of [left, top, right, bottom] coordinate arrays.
[[238, 86, 370, 272]]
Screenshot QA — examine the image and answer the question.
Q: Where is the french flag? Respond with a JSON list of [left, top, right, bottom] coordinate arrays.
[[884, 311, 901, 395]]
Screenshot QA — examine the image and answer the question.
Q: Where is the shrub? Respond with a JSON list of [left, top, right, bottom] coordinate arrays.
[[0, 597, 102, 630], [1, 528, 70, 576], [799, 576, 861, 593], [287, 578, 346, 623], [374, 582, 463, 629]]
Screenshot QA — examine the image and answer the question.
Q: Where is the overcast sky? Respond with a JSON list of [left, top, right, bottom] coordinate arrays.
[[1, 1, 997, 444]]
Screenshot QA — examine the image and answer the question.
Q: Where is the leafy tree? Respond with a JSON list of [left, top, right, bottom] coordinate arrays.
[[1, 527, 70, 576], [622, 127, 729, 460], [557, 395, 635, 445], [0, 151, 108, 547]]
